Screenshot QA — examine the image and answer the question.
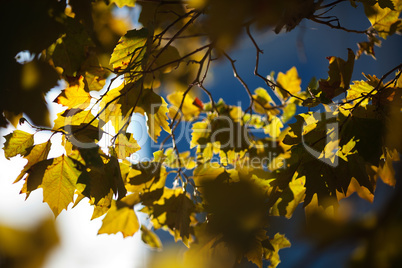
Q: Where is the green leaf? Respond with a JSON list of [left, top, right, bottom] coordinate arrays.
[[3, 130, 34, 159], [110, 28, 148, 72]]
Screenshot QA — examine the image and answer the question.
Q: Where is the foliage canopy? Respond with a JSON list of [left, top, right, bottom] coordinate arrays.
[[1, 0, 402, 267]]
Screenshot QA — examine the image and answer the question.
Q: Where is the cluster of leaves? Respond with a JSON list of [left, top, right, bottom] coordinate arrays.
[[2, 0, 402, 267]]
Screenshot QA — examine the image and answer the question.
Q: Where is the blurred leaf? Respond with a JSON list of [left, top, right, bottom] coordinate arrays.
[[141, 225, 163, 249], [0, 218, 59, 268], [264, 233, 291, 268], [109, 0, 136, 8]]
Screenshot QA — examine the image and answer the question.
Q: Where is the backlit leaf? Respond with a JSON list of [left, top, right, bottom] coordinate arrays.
[[110, 28, 148, 72], [54, 76, 91, 110], [109, 0, 136, 8], [98, 194, 141, 237], [364, 0, 402, 39], [276, 66, 302, 99], [3, 130, 34, 159], [264, 233, 291, 268], [141, 225, 163, 249], [113, 133, 141, 159], [15, 140, 52, 183], [40, 155, 82, 216], [138, 90, 171, 142], [167, 91, 201, 121]]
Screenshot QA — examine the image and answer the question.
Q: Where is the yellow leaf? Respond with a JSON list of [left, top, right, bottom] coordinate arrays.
[[167, 91, 201, 121], [55, 76, 91, 109], [41, 155, 82, 216], [109, 28, 148, 72], [276, 67, 302, 99], [364, 0, 402, 39], [15, 140, 51, 183], [114, 133, 141, 159], [98, 195, 141, 238], [53, 109, 97, 131], [263, 117, 283, 138], [141, 225, 163, 249], [109, 0, 136, 8], [139, 90, 171, 142], [347, 80, 374, 107], [3, 130, 34, 159], [252, 87, 275, 114], [264, 233, 291, 268]]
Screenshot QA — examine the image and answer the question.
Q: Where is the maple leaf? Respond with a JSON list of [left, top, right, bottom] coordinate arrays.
[[167, 91, 201, 121], [23, 155, 82, 216], [54, 76, 91, 109], [113, 133, 141, 159], [109, 28, 148, 72], [319, 49, 355, 100], [141, 225, 163, 249], [252, 87, 277, 115], [364, 0, 402, 39], [137, 89, 171, 142], [276, 66, 302, 99], [15, 140, 52, 183], [264, 233, 291, 268], [149, 189, 196, 245], [3, 130, 34, 159], [98, 194, 141, 237]]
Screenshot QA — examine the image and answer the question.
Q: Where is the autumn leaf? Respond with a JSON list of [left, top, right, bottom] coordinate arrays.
[[137, 90, 171, 142], [276, 66, 302, 99], [24, 155, 82, 217], [109, 0, 136, 8], [3, 130, 34, 159], [252, 87, 277, 115], [15, 140, 52, 183], [113, 133, 141, 159], [364, 0, 402, 39], [167, 91, 201, 121], [319, 49, 355, 100], [264, 233, 291, 268], [54, 76, 91, 110], [110, 28, 148, 72], [98, 194, 141, 237], [141, 225, 163, 249], [148, 189, 196, 245]]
